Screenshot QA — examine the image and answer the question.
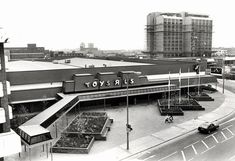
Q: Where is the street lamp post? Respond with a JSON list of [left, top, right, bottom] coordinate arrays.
[[121, 71, 141, 150], [126, 74, 130, 150]]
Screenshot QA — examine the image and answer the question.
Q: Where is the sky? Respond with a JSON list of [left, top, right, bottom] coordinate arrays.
[[0, 0, 235, 50]]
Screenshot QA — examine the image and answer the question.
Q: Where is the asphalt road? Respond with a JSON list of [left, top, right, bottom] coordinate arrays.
[[126, 118, 235, 161], [125, 79, 235, 161]]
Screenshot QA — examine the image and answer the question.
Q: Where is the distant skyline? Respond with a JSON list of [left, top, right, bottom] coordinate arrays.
[[1, 0, 235, 50]]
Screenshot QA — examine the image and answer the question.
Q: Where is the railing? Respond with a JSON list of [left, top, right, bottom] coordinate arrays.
[[78, 85, 179, 101]]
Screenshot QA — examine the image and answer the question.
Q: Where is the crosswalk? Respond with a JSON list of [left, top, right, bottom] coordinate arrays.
[[139, 124, 235, 161]]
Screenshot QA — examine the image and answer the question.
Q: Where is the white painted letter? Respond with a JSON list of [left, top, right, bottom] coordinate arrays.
[[84, 82, 90, 88], [114, 79, 120, 86], [99, 80, 104, 87], [129, 78, 134, 84], [106, 80, 111, 86], [92, 81, 98, 88]]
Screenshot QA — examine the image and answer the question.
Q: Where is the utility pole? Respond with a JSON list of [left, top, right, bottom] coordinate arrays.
[[0, 40, 10, 161]]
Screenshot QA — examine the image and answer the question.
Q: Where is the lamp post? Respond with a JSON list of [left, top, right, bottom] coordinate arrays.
[[121, 71, 141, 150], [0, 29, 10, 161], [126, 73, 130, 150]]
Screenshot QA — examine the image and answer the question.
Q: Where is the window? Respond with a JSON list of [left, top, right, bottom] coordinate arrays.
[[31, 136, 40, 144]]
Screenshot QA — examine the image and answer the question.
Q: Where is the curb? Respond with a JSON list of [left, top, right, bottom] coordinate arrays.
[[119, 86, 235, 161]]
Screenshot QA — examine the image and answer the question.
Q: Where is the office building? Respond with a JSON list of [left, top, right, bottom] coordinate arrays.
[[146, 12, 213, 58], [5, 43, 48, 60]]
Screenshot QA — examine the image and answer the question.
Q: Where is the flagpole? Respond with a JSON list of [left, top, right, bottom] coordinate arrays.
[[179, 68, 181, 104], [168, 72, 170, 110], [198, 66, 200, 96], [188, 68, 190, 101]]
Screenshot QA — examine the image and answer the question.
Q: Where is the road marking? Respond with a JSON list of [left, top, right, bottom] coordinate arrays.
[[181, 151, 186, 161], [221, 131, 228, 140], [222, 125, 233, 131], [158, 151, 177, 161], [229, 154, 235, 160], [221, 135, 234, 143], [210, 145, 216, 149], [212, 135, 219, 143], [188, 158, 194, 161], [184, 140, 200, 149], [205, 134, 213, 139], [192, 144, 198, 155], [201, 140, 209, 149], [143, 155, 155, 161], [227, 128, 235, 135], [201, 145, 215, 154]]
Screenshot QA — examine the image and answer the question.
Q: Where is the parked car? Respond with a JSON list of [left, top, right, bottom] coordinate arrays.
[[198, 122, 219, 134], [65, 59, 71, 63]]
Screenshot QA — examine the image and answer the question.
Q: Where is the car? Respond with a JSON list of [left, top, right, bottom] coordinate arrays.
[[65, 59, 71, 63], [198, 122, 219, 134]]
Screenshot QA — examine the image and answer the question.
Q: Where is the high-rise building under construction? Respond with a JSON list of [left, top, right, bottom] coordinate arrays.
[[146, 12, 213, 58]]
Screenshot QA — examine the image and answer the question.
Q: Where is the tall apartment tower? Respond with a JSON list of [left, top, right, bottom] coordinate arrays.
[[146, 12, 213, 58]]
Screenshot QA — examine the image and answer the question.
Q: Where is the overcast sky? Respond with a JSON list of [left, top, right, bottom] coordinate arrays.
[[0, 0, 234, 50]]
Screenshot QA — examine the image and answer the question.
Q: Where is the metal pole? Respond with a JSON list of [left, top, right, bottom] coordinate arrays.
[[168, 72, 170, 109], [55, 122, 58, 138], [198, 66, 200, 96], [126, 74, 129, 150], [179, 68, 181, 103], [222, 57, 225, 94], [188, 68, 190, 101], [29, 148, 31, 161], [0, 42, 10, 161], [0, 43, 10, 132], [50, 142, 53, 161]]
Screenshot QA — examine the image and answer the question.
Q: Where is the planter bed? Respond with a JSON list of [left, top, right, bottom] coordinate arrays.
[[53, 112, 113, 154], [65, 112, 113, 140], [80, 112, 107, 118], [52, 134, 94, 154], [157, 98, 205, 115], [66, 116, 108, 134], [175, 99, 205, 111], [201, 85, 217, 93], [158, 106, 184, 116], [188, 92, 214, 101]]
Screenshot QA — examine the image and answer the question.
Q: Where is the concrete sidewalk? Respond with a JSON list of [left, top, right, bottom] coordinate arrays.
[[104, 86, 235, 161], [6, 86, 235, 161]]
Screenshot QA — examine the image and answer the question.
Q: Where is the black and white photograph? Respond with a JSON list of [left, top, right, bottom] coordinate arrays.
[[1, 0, 235, 161]]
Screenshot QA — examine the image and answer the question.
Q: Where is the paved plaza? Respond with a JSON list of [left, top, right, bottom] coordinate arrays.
[[6, 85, 233, 161]]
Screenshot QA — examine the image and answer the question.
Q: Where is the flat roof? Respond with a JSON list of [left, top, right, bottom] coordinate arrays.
[[147, 72, 206, 81], [98, 72, 116, 75], [56, 57, 152, 68], [22, 95, 78, 126], [6, 58, 152, 72], [19, 125, 50, 136], [7, 60, 77, 72]]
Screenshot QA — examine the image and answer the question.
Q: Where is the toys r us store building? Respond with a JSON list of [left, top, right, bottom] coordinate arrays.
[[0, 58, 217, 157]]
